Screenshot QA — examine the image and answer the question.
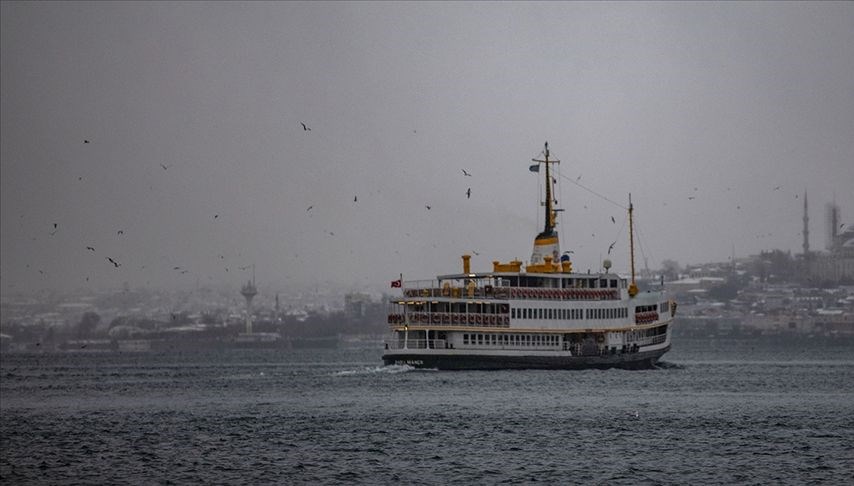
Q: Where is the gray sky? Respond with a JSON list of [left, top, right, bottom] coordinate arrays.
[[2, 2, 853, 294]]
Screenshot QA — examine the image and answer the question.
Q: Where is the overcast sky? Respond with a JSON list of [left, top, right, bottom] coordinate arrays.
[[2, 1, 853, 295]]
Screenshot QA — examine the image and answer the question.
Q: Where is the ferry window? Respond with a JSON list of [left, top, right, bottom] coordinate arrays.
[[477, 334, 483, 345], [463, 334, 469, 345]]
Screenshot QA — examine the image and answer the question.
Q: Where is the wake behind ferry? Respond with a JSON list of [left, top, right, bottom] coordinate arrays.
[[382, 142, 675, 370]]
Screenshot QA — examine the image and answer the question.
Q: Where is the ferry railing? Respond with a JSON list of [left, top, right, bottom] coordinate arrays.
[[634, 311, 660, 325], [400, 284, 620, 301], [385, 339, 448, 350], [390, 312, 510, 328], [634, 333, 667, 347]]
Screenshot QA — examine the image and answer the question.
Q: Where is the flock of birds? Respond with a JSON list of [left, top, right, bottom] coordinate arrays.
[[18, 123, 834, 288]]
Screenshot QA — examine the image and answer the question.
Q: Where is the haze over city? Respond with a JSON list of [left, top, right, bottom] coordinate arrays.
[[2, 2, 853, 294]]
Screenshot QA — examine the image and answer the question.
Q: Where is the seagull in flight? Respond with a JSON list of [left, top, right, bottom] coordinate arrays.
[[608, 241, 616, 255], [160, 164, 169, 170], [611, 216, 615, 224], [462, 169, 472, 177], [83, 139, 90, 144], [688, 196, 696, 200], [301, 122, 311, 131], [106, 257, 121, 268], [354, 195, 358, 202], [117, 230, 124, 235], [425, 205, 431, 210], [466, 188, 471, 199], [306, 205, 313, 212], [86, 246, 95, 252]]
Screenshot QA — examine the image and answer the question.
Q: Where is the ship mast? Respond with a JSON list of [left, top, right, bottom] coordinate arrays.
[[628, 194, 638, 297], [532, 142, 559, 235]]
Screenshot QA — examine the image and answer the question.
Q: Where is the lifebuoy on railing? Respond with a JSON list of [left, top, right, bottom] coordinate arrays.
[[475, 315, 482, 324]]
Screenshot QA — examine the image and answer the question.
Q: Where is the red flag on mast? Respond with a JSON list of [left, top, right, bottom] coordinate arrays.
[[390, 279, 402, 288]]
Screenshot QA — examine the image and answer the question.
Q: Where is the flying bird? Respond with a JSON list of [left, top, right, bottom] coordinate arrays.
[[86, 246, 95, 251], [688, 196, 696, 200], [306, 206, 313, 211], [160, 164, 169, 170], [773, 186, 781, 191], [576, 175, 582, 181], [214, 214, 219, 219], [301, 122, 311, 131], [354, 196, 358, 202], [117, 230, 124, 235], [239, 265, 251, 270], [466, 188, 471, 199], [472, 250, 480, 256], [462, 169, 472, 177], [611, 216, 615, 224], [425, 205, 431, 210], [173, 266, 181, 270], [83, 140, 90, 144], [106, 257, 121, 268], [608, 241, 616, 255]]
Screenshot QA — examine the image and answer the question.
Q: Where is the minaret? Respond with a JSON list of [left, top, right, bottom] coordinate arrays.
[[802, 190, 810, 257], [240, 265, 257, 335]]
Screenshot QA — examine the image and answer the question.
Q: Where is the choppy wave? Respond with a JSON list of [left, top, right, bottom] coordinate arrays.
[[331, 364, 419, 376], [2, 341, 853, 485]]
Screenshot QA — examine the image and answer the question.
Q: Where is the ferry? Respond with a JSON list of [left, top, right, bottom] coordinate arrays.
[[382, 142, 675, 370]]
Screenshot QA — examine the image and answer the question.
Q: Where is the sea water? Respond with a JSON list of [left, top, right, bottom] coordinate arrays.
[[2, 337, 853, 484]]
